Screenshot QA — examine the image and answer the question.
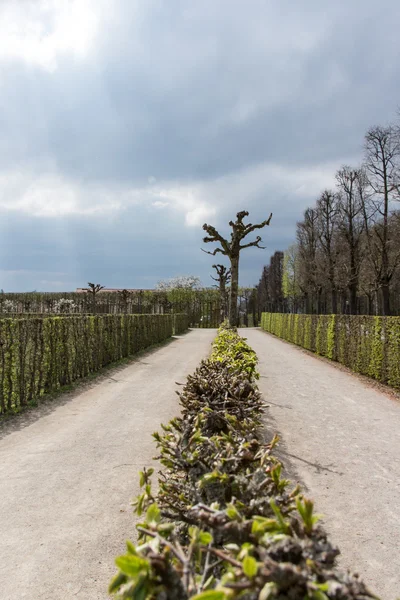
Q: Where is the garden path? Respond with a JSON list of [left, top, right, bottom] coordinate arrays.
[[244, 328, 400, 600], [0, 329, 216, 600]]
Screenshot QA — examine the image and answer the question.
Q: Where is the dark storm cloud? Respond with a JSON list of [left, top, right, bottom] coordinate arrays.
[[0, 0, 399, 290]]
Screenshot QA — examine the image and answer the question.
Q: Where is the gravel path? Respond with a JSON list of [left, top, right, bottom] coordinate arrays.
[[243, 328, 400, 600], [0, 329, 216, 600]]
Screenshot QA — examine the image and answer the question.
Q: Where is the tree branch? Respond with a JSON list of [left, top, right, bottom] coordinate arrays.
[[202, 224, 230, 253], [240, 236, 266, 250], [244, 213, 273, 235], [201, 247, 226, 256]]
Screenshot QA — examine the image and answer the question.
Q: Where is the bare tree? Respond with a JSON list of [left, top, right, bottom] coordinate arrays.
[[202, 210, 272, 327], [268, 251, 285, 312], [256, 265, 271, 314], [237, 287, 255, 326], [316, 190, 339, 313], [363, 125, 400, 315], [117, 289, 132, 314], [87, 283, 105, 313], [335, 167, 366, 314], [296, 208, 320, 313], [211, 264, 231, 321], [282, 243, 303, 313]]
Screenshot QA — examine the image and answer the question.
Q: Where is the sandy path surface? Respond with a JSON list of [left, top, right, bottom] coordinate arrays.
[[243, 328, 400, 600], [0, 329, 216, 600]]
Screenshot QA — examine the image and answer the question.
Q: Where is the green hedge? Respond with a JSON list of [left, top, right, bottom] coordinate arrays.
[[0, 314, 174, 415], [261, 313, 400, 389], [0, 313, 84, 318], [172, 313, 189, 335]]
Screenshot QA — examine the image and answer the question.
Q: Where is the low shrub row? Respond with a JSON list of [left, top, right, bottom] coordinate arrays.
[[173, 313, 190, 335], [261, 313, 400, 389], [0, 313, 86, 318], [110, 328, 377, 599], [0, 314, 174, 415]]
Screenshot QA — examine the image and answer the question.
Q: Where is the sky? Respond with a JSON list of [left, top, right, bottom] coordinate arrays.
[[0, 0, 399, 292]]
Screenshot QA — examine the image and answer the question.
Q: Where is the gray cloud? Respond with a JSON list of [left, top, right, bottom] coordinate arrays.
[[0, 0, 399, 291]]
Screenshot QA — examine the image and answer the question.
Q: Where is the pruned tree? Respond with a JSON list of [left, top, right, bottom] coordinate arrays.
[[211, 264, 231, 321], [202, 210, 272, 327], [87, 283, 105, 313], [118, 289, 132, 314]]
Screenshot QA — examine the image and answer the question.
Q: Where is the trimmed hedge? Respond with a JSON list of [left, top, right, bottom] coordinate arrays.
[[173, 313, 190, 335], [0, 314, 174, 415], [109, 327, 377, 599], [261, 313, 400, 389]]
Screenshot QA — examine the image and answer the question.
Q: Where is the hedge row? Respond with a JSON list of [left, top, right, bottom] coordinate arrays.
[[261, 313, 400, 389], [0, 314, 174, 415], [0, 313, 91, 318], [173, 313, 190, 335], [109, 326, 377, 599]]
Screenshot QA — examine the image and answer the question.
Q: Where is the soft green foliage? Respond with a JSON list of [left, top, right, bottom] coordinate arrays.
[[0, 314, 174, 415], [210, 326, 259, 377], [109, 326, 378, 599], [261, 312, 400, 389]]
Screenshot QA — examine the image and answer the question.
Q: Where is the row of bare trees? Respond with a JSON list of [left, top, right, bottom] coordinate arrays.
[[256, 120, 400, 316]]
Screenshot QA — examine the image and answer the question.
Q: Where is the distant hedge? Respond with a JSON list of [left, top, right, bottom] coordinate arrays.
[[261, 313, 400, 389], [0, 314, 174, 415], [172, 313, 189, 335]]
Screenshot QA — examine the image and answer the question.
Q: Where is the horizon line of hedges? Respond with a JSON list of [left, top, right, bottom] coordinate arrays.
[[261, 313, 400, 389], [109, 325, 377, 599], [0, 313, 188, 415]]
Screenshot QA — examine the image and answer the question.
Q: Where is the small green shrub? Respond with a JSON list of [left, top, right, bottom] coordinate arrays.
[[210, 327, 258, 377]]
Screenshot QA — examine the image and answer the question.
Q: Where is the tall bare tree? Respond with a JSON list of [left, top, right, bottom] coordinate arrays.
[[202, 210, 272, 327], [335, 167, 366, 314], [282, 243, 301, 313], [268, 251, 285, 312], [211, 264, 231, 321], [257, 265, 271, 314], [363, 125, 400, 314], [297, 208, 320, 313], [316, 190, 339, 313]]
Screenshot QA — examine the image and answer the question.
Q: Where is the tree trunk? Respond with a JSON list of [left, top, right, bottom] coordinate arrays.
[[381, 282, 391, 316], [229, 255, 239, 327], [331, 289, 337, 314], [348, 283, 357, 315], [219, 282, 227, 322], [252, 300, 257, 327]]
